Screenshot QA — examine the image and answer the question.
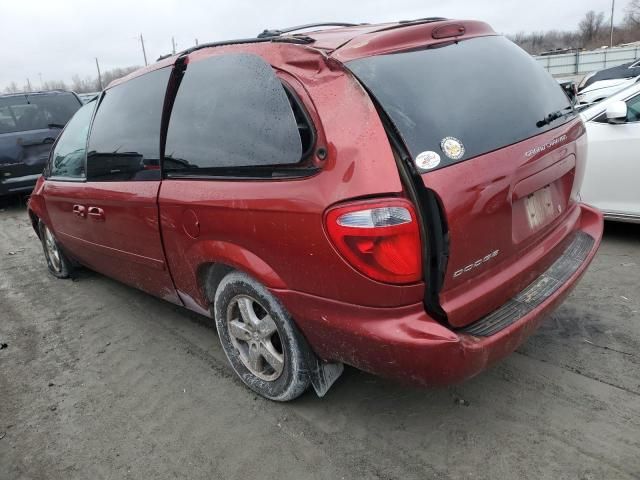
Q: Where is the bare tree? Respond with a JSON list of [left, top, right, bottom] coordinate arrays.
[[625, 0, 640, 27], [579, 10, 606, 45], [2, 66, 141, 95], [4, 82, 20, 93], [41, 80, 69, 91]]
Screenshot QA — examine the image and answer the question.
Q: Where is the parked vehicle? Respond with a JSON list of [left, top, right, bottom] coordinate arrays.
[[577, 75, 640, 106], [1, 90, 82, 197], [77, 92, 100, 104], [557, 78, 578, 103], [579, 58, 640, 90], [580, 82, 640, 222], [27, 18, 603, 401]]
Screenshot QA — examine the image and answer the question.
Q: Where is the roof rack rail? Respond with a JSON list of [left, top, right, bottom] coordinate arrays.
[[257, 22, 363, 39], [373, 17, 448, 33], [397, 17, 448, 24], [177, 35, 314, 57]]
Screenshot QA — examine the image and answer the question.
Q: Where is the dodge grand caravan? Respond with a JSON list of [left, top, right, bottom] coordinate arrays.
[[27, 19, 603, 401]]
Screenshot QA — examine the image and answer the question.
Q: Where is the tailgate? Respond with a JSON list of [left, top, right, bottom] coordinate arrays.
[[346, 33, 586, 327], [421, 120, 585, 326]]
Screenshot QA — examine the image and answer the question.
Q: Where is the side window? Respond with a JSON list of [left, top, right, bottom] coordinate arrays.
[[164, 53, 303, 173], [625, 94, 640, 122], [86, 67, 170, 181], [593, 93, 640, 124], [49, 100, 96, 179], [0, 106, 18, 133]]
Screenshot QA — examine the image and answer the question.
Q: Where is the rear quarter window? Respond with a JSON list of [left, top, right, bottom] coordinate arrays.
[[164, 53, 303, 174]]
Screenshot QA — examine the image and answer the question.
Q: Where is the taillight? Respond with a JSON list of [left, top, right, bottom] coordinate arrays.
[[324, 199, 422, 284]]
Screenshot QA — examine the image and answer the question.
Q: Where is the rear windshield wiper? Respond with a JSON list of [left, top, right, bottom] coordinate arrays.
[[47, 123, 65, 129], [536, 106, 574, 128]]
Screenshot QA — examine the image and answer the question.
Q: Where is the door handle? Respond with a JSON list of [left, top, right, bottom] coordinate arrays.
[[72, 204, 86, 218], [87, 206, 105, 220]]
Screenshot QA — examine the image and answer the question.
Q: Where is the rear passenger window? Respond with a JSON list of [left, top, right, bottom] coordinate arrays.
[[87, 67, 170, 181], [164, 53, 302, 173], [49, 100, 96, 179]]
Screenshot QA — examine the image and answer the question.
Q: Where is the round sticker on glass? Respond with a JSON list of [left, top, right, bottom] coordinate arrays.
[[440, 136, 465, 160], [415, 151, 441, 170]]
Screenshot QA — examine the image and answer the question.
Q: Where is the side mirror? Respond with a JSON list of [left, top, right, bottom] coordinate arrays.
[[606, 100, 628, 124]]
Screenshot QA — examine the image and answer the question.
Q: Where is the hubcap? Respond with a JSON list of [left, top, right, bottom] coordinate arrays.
[[226, 295, 284, 381], [43, 226, 62, 273]]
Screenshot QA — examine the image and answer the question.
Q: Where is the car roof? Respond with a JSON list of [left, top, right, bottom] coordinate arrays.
[[0, 90, 76, 99], [108, 18, 496, 89]]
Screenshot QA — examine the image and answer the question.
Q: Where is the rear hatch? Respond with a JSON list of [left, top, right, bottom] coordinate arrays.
[[347, 34, 584, 327], [0, 92, 81, 185]]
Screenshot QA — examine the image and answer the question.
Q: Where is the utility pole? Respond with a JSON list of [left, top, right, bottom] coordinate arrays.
[[195, 38, 199, 46], [26, 78, 32, 92], [140, 33, 148, 66], [38, 73, 43, 89], [95, 58, 103, 90], [610, 0, 616, 47], [172, 36, 176, 55]]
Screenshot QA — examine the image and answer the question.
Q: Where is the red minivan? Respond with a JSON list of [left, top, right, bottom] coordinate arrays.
[[28, 19, 603, 401]]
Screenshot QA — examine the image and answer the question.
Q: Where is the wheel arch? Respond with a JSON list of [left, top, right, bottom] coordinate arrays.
[[28, 209, 41, 239], [191, 240, 288, 306]]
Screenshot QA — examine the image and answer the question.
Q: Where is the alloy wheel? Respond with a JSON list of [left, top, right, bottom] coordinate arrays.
[[43, 225, 62, 273], [226, 295, 285, 381]]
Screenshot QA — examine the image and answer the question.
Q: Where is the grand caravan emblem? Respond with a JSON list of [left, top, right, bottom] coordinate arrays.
[[525, 134, 567, 158], [453, 249, 500, 278]]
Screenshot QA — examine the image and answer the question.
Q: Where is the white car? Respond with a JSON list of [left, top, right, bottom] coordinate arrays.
[[580, 83, 640, 223], [577, 76, 639, 106]]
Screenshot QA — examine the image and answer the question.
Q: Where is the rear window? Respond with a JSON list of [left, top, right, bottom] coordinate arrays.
[[347, 36, 575, 170], [0, 92, 81, 135]]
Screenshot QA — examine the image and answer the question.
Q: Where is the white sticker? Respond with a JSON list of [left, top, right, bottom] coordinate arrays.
[[415, 151, 441, 170], [440, 136, 465, 160]]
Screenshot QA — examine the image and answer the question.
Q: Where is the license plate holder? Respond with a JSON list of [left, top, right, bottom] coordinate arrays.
[[524, 185, 557, 230]]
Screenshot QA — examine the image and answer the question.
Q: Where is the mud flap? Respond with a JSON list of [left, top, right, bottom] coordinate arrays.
[[308, 357, 344, 398], [297, 326, 344, 397]]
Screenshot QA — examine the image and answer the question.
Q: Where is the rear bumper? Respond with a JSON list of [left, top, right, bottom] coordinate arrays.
[[276, 203, 603, 386]]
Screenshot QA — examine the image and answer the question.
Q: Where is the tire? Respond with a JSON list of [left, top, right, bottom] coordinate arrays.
[[214, 271, 310, 401], [38, 220, 72, 279]]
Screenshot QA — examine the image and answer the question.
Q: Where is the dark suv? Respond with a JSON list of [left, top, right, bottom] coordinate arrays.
[[28, 19, 603, 401], [0, 90, 82, 197]]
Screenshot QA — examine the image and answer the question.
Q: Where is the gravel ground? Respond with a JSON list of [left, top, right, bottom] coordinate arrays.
[[1, 196, 639, 480]]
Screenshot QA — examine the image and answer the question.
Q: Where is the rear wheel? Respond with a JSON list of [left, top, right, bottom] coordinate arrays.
[[214, 271, 310, 401], [38, 221, 72, 279]]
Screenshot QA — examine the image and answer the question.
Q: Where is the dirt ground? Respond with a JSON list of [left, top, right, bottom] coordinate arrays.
[[0, 196, 639, 480]]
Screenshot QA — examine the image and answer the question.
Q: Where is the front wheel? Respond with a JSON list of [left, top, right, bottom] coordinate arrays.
[[214, 271, 310, 401], [38, 221, 72, 279]]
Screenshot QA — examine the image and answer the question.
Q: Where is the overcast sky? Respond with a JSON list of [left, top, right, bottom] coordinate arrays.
[[0, 0, 630, 90]]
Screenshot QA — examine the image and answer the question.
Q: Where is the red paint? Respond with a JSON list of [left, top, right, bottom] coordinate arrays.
[[278, 205, 602, 386], [324, 198, 422, 284], [28, 19, 604, 388], [422, 119, 588, 327]]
